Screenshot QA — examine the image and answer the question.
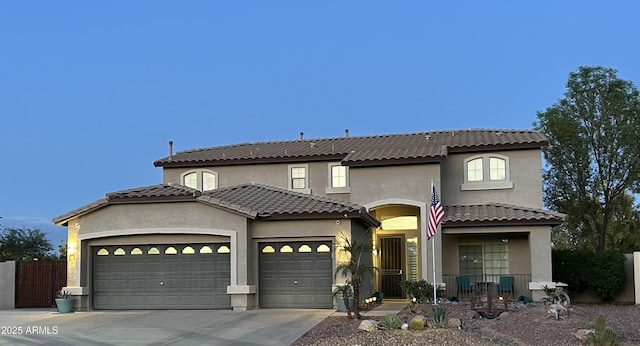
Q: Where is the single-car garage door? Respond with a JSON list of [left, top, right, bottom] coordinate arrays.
[[259, 241, 333, 308], [92, 244, 231, 309]]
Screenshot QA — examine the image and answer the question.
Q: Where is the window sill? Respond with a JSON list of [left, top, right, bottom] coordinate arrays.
[[289, 188, 312, 194], [461, 181, 513, 191], [325, 187, 351, 194]]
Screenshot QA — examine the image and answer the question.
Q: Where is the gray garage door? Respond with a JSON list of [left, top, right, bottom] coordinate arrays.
[[259, 241, 333, 308], [92, 244, 231, 309]]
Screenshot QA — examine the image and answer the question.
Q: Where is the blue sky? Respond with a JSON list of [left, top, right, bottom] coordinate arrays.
[[1, 1, 639, 248]]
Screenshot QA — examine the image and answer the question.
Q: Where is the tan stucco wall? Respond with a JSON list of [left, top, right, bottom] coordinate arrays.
[[76, 202, 246, 235], [441, 149, 543, 209], [349, 164, 440, 206]]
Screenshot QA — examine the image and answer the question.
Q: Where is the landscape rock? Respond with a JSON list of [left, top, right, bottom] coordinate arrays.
[[358, 319, 378, 332], [574, 329, 594, 344], [447, 318, 462, 329]]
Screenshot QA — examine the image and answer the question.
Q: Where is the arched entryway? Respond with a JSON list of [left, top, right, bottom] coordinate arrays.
[[369, 204, 422, 299]]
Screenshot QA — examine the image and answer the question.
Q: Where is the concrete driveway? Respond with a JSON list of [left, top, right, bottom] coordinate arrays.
[[0, 308, 334, 346]]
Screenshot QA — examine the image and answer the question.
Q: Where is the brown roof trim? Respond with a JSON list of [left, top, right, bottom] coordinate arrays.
[[443, 204, 566, 227]]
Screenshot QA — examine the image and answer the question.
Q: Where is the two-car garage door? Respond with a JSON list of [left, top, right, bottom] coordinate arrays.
[[92, 244, 231, 309]]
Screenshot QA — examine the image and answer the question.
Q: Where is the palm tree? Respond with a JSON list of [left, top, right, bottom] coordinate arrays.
[[334, 232, 375, 319]]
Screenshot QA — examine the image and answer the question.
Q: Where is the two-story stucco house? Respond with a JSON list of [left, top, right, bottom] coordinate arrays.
[[53, 129, 564, 311]]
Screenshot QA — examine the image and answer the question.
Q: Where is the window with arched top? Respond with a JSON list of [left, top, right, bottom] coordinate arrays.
[[317, 244, 331, 253], [298, 245, 312, 253], [131, 248, 142, 255], [462, 154, 513, 190], [182, 246, 195, 254], [148, 247, 160, 255], [280, 245, 294, 253], [262, 245, 275, 253], [165, 247, 178, 255], [217, 245, 230, 254], [114, 248, 126, 256], [97, 248, 109, 256], [181, 169, 218, 191], [199, 245, 213, 254]]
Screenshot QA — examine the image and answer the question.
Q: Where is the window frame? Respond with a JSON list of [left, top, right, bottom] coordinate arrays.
[[461, 154, 513, 190], [325, 162, 350, 194], [288, 164, 311, 194], [180, 169, 219, 191]]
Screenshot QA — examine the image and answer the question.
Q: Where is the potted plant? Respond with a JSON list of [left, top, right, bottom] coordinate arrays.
[[55, 290, 74, 313], [332, 283, 354, 315]]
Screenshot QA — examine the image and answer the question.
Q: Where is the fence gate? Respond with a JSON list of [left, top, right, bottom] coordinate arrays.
[[15, 261, 67, 308]]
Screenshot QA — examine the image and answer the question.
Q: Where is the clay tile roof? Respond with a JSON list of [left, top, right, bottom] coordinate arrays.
[[154, 129, 547, 168], [199, 183, 380, 226], [444, 204, 566, 227], [105, 184, 201, 201], [53, 183, 380, 227]]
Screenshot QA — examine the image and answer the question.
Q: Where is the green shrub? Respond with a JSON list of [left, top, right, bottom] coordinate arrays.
[[432, 305, 447, 328], [378, 312, 402, 330], [587, 314, 617, 346], [590, 251, 625, 302], [399, 280, 436, 303], [409, 316, 425, 331], [552, 249, 625, 301]]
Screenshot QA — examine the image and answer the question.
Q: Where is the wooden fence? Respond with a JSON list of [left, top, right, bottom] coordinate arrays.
[[15, 260, 67, 308]]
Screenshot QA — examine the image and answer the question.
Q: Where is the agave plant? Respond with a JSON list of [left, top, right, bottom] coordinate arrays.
[[334, 232, 375, 319]]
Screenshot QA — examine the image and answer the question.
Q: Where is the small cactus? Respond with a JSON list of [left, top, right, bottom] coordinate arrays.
[[587, 314, 617, 346], [409, 316, 425, 331]]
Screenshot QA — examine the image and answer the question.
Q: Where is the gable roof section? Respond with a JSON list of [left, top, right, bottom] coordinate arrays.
[[444, 204, 565, 227], [200, 183, 380, 226], [53, 183, 380, 227], [154, 129, 547, 168]]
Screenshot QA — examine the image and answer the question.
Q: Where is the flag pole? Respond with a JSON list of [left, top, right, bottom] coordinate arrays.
[[431, 179, 437, 304]]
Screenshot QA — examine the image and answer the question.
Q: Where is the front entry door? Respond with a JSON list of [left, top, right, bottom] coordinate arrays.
[[379, 236, 404, 298]]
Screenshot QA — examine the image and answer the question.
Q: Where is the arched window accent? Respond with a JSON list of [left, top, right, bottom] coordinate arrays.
[[97, 248, 109, 256], [317, 244, 331, 253], [131, 247, 143, 255], [217, 245, 230, 254], [462, 154, 513, 190], [280, 245, 294, 253], [148, 247, 160, 255], [180, 169, 218, 191], [298, 245, 312, 253], [182, 246, 195, 254], [114, 248, 126, 256], [262, 245, 275, 253], [165, 246, 178, 255], [200, 246, 213, 254]]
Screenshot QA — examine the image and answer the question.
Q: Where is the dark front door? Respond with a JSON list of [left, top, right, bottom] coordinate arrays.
[[379, 236, 404, 298]]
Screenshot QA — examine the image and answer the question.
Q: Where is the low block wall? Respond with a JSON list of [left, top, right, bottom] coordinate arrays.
[[0, 261, 16, 309]]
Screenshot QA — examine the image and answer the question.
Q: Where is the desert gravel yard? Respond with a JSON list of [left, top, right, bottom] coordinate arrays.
[[293, 302, 640, 346]]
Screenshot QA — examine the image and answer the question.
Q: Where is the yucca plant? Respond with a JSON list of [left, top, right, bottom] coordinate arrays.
[[432, 304, 447, 328], [378, 312, 402, 330]]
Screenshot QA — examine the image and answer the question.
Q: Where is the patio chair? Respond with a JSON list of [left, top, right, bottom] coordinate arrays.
[[498, 276, 514, 299], [456, 275, 472, 299]]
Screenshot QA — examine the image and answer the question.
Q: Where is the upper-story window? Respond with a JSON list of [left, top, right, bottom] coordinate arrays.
[[462, 154, 513, 190], [288, 164, 310, 194], [181, 169, 218, 191], [326, 163, 350, 194]]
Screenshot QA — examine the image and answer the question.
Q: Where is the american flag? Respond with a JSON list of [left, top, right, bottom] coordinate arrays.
[[428, 186, 444, 239]]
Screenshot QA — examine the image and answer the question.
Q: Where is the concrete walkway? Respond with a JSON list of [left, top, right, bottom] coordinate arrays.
[[0, 308, 334, 346], [361, 299, 409, 317]]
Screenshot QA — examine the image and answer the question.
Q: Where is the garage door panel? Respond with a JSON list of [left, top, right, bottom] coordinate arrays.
[[93, 244, 231, 310], [259, 241, 333, 309]]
